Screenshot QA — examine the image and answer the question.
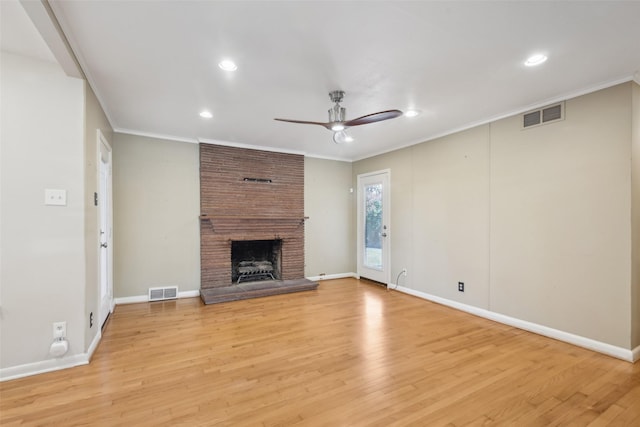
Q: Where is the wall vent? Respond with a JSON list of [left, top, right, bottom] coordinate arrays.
[[148, 286, 178, 302], [522, 102, 565, 129]]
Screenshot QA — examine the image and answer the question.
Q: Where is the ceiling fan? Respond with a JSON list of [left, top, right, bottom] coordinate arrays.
[[275, 90, 403, 144]]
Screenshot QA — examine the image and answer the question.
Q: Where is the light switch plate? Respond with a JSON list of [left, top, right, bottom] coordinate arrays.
[[45, 189, 67, 206]]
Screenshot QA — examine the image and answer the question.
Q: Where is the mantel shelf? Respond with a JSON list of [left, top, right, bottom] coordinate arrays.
[[200, 215, 309, 221], [199, 215, 309, 233]]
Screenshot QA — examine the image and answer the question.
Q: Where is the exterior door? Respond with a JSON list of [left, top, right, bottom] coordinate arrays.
[[98, 131, 113, 328], [357, 170, 390, 285]]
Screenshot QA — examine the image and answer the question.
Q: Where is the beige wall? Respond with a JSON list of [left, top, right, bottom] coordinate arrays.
[[112, 134, 200, 298], [353, 83, 635, 349], [0, 52, 86, 368], [632, 82, 640, 349], [490, 84, 632, 347], [354, 128, 491, 306], [304, 157, 355, 276], [83, 84, 113, 347], [412, 125, 491, 308]]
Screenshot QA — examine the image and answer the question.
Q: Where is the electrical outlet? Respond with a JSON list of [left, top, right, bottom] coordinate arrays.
[[458, 282, 464, 292], [53, 321, 66, 339], [401, 268, 407, 276]]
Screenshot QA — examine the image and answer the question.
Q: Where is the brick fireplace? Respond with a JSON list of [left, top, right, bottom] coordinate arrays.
[[199, 144, 315, 303]]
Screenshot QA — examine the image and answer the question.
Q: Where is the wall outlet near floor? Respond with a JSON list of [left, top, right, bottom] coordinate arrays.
[[401, 268, 407, 276], [458, 282, 465, 292], [53, 321, 66, 339]]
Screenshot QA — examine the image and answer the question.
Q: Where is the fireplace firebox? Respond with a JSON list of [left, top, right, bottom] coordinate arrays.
[[231, 239, 282, 283]]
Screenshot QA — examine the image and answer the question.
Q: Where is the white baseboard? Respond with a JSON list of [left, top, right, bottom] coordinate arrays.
[[86, 330, 102, 362], [307, 272, 358, 281], [394, 285, 636, 363], [179, 290, 200, 298], [0, 353, 88, 382], [114, 289, 200, 305]]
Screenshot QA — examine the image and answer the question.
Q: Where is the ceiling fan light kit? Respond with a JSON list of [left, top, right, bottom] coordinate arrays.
[[333, 131, 353, 144], [275, 90, 403, 143]]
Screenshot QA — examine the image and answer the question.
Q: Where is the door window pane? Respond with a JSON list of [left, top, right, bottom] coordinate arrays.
[[364, 182, 383, 270]]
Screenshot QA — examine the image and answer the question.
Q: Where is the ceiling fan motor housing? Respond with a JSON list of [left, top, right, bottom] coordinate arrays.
[[329, 90, 346, 122], [328, 105, 346, 122]]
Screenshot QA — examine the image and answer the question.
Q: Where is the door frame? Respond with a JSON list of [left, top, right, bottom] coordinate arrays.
[[97, 129, 114, 327], [356, 169, 391, 287]]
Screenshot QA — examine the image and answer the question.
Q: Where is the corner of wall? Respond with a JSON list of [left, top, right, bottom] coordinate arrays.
[[631, 81, 640, 348]]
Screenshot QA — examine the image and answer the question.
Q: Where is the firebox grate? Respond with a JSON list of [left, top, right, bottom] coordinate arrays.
[[237, 261, 275, 283]]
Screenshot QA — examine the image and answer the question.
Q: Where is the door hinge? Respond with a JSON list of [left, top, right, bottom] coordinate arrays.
[[94, 192, 98, 206]]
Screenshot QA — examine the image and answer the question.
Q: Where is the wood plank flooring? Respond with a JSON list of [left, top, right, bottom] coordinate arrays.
[[1, 278, 639, 426]]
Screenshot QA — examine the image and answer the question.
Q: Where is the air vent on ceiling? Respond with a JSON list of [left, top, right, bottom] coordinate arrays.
[[148, 286, 178, 302], [522, 102, 565, 129]]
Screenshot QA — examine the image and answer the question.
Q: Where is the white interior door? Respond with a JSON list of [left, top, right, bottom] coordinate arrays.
[[98, 131, 113, 328], [357, 170, 390, 285]]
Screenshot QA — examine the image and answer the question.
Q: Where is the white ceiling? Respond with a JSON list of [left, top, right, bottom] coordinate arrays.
[[12, 1, 640, 161]]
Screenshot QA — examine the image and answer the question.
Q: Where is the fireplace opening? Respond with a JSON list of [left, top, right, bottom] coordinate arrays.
[[231, 239, 282, 284]]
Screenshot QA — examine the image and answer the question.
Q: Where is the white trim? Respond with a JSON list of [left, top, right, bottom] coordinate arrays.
[[303, 153, 353, 162], [198, 137, 307, 155], [356, 169, 392, 285], [111, 133, 352, 162], [198, 138, 352, 162], [353, 75, 636, 162], [97, 130, 114, 331], [0, 354, 88, 382], [114, 290, 200, 306], [306, 272, 358, 281], [394, 285, 636, 362], [115, 128, 198, 144], [199, 137, 353, 162], [179, 290, 201, 299], [86, 330, 102, 362], [113, 295, 147, 305]]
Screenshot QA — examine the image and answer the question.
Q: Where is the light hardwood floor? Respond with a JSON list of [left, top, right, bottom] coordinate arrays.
[[1, 278, 639, 426]]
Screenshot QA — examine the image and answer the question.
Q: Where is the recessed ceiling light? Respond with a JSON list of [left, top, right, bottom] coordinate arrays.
[[525, 54, 548, 67], [218, 59, 238, 71], [404, 110, 420, 117], [199, 111, 213, 118]]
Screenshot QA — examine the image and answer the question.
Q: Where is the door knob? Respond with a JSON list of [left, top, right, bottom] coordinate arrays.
[[100, 242, 108, 248], [381, 233, 387, 237]]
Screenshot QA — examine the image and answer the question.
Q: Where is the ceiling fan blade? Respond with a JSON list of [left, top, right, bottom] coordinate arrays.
[[343, 110, 403, 127], [274, 118, 334, 130]]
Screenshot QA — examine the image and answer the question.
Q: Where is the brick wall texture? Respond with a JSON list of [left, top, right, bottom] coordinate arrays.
[[199, 144, 305, 289]]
